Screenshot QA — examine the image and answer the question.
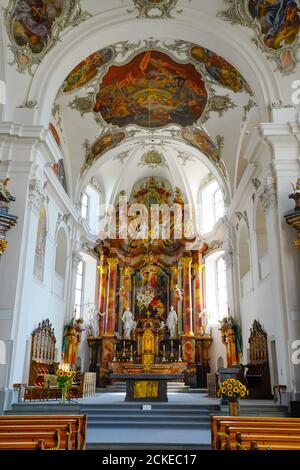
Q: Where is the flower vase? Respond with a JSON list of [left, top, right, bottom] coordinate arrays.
[[229, 400, 240, 416], [60, 386, 68, 405]]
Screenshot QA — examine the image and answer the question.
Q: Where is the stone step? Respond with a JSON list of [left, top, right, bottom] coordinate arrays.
[[86, 443, 210, 450], [86, 420, 209, 427]]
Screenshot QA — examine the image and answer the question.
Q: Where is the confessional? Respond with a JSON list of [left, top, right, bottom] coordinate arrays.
[[245, 320, 272, 399]]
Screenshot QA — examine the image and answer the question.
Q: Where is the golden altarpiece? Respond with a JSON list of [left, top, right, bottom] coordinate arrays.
[[88, 178, 213, 387]]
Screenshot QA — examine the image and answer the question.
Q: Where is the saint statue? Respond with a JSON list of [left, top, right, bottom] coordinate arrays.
[[166, 306, 178, 337], [122, 308, 136, 338], [200, 309, 210, 336]]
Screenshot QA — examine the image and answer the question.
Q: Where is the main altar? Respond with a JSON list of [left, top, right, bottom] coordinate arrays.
[[88, 177, 213, 389]]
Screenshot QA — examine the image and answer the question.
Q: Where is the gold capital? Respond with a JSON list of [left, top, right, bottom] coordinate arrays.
[[107, 257, 119, 269], [180, 257, 192, 267], [97, 265, 107, 274]]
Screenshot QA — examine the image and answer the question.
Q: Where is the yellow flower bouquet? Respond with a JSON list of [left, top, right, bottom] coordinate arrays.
[[55, 369, 76, 389], [217, 378, 249, 402]]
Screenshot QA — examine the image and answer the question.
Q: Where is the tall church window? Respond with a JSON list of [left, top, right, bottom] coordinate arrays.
[[75, 260, 84, 317], [216, 256, 228, 319]]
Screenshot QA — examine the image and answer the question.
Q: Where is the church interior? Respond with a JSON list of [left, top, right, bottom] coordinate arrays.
[[1, 0, 300, 452]]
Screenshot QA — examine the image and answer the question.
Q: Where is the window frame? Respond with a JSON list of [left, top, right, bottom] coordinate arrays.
[[213, 187, 225, 223], [81, 192, 90, 222], [216, 255, 228, 321], [74, 260, 85, 318]]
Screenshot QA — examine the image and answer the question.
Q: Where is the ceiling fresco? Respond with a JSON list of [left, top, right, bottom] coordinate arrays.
[[4, 0, 90, 73], [93, 50, 208, 128], [81, 130, 126, 175], [190, 46, 252, 94], [62, 48, 114, 93], [55, 38, 255, 185], [181, 127, 226, 175], [62, 40, 252, 132], [219, 0, 300, 74]]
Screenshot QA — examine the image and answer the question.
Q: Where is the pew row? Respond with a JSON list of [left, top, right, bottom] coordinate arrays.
[[0, 415, 87, 450], [211, 416, 300, 450]]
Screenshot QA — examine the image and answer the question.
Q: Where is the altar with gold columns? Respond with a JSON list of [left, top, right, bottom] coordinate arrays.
[[88, 246, 213, 388], [87, 178, 213, 387]]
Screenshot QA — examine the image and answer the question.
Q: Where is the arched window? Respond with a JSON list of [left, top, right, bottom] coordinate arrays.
[[214, 188, 225, 222], [74, 260, 84, 317], [238, 224, 251, 296], [205, 250, 228, 324], [216, 256, 228, 319], [256, 200, 269, 280], [81, 193, 89, 221], [81, 184, 102, 235], [201, 180, 225, 233]]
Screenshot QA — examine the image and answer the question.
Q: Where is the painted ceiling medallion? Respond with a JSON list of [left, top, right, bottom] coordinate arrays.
[[125, 0, 190, 19], [62, 48, 114, 93], [93, 50, 208, 128], [81, 130, 126, 175], [190, 46, 252, 94], [181, 127, 226, 175], [219, 0, 300, 74], [4, 0, 90, 73]]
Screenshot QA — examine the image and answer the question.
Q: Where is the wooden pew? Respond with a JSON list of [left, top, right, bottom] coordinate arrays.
[[236, 432, 300, 450], [224, 425, 300, 450], [0, 415, 86, 450], [0, 440, 45, 450], [211, 416, 300, 449], [0, 431, 60, 449]]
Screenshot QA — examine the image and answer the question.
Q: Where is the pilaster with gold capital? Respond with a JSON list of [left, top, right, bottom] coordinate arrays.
[[106, 257, 119, 335], [180, 257, 194, 336], [193, 262, 202, 336], [97, 262, 108, 336], [123, 266, 133, 310]]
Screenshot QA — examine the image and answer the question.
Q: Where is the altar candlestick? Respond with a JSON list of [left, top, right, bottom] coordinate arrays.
[[178, 344, 182, 362], [130, 344, 133, 362], [113, 344, 117, 362], [162, 344, 166, 362]]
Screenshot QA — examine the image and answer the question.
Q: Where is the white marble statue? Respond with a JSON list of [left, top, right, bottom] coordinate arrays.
[[200, 309, 210, 336], [122, 308, 136, 338], [166, 306, 178, 337]]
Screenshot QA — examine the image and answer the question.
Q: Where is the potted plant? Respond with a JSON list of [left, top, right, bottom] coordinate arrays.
[[217, 378, 249, 415]]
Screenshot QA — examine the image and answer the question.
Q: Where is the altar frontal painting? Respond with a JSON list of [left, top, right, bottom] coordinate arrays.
[[134, 265, 169, 323], [62, 47, 114, 93], [93, 50, 208, 128], [248, 0, 300, 50], [190, 46, 252, 94], [10, 0, 64, 55]]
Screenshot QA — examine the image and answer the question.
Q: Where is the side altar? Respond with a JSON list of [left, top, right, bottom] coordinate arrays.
[[88, 178, 213, 388]]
